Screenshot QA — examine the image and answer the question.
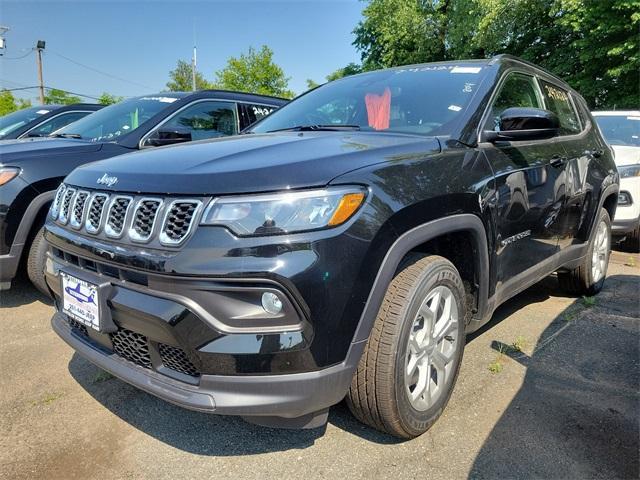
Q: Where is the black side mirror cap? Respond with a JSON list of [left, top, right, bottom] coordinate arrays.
[[147, 127, 192, 147], [483, 107, 560, 143]]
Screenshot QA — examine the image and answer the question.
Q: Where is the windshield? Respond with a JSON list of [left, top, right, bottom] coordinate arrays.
[[0, 106, 54, 138], [594, 114, 640, 147], [54, 96, 180, 142], [251, 65, 486, 136]]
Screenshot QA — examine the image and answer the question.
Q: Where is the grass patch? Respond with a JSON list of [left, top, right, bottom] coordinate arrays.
[[625, 256, 636, 267], [32, 392, 64, 406], [582, 296, 597, 308], [488, 359, 503, 374], [92, 370, 114, 384], [511, 336, 528, 353]]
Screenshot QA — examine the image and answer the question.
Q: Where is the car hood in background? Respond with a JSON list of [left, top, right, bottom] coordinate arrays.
[[0, 137, 103, 163], [611, 145, 640, 166], [64, 132, 441, 195]]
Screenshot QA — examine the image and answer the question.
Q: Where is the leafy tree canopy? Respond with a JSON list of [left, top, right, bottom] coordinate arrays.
[[0, 90, 32, 116], [306, 63, 363, 90], [166, 59, 213, 91], [354, 0, 639, 108], [212, 46, 295, 99], [98, 92, 125, 105], [44, 88, 82, 105]]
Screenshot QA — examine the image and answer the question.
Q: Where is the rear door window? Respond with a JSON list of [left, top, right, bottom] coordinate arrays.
[[539, 80, 581, 135], [240, 104, 277, 130]]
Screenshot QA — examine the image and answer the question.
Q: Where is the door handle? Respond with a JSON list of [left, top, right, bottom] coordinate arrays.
[[586, 149, 604, 158], [550, 155, 567, 168]]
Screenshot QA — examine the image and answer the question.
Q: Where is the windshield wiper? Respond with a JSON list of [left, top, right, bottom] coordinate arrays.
[[266, 124, 361, 133], [50, 133, 83, 139]]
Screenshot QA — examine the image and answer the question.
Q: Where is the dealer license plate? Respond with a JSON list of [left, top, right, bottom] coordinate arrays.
[[61, 272, 100, 330]]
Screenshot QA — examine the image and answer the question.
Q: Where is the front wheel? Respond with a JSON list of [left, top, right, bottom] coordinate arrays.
[[558, 208, 611, 295], [27, 225, 51, 297], [346, 254, 466, 438]]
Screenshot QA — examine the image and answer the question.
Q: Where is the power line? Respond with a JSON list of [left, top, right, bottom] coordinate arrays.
[[0, 50, 33, 60], [0, 84, 103, 100], [48, 49, 154, 90]]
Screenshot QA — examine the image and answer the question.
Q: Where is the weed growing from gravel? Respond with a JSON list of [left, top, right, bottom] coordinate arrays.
[[582, 296, 597, 308], [32, 392, 63, 406], [92, 370, 114, 384]]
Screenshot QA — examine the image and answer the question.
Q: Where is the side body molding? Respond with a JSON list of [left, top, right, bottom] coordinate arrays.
[[351, 214, 490, 344]]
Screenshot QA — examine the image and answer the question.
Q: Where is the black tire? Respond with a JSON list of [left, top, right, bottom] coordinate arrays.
[[558, 208, 611, 295], [346, 254, 466, 439], [621, 224, 640, 253], [27, 225, 50, 297]]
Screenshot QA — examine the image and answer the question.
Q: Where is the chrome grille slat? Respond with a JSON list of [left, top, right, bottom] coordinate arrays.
[[50, 184, 66, 219], [105, 196, 132, 238], [69, 191, 89, 229], [85, 193, 109, 234], [159, 200, 202, 246], [58, 188, 76, 225], [129, 198, 162, 243]]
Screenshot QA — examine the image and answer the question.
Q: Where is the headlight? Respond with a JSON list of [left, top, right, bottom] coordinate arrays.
[[0, 167, 21, 186], [619, 164, 640, 178], [200, 186, 367, 236]]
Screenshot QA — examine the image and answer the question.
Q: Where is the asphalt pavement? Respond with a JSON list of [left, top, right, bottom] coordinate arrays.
[[1, 250, 638, 479]]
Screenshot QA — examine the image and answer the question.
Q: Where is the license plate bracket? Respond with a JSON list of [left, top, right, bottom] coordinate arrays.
[[60, 269, 116, 333]]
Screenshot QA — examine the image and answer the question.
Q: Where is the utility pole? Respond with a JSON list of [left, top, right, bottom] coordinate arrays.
[[191, 45, 197, 91], [35, 40, 45, 104]]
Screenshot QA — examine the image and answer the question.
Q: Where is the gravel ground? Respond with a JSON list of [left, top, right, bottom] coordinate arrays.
[[1, 250, 638, 480]]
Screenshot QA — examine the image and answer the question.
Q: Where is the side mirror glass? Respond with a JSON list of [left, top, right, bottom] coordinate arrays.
[[483, 107, 560, 142], [146, 127, 192, 147]]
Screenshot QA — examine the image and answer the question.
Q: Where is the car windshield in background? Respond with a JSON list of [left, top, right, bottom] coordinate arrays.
[[53, 96, 179, 142], [251, 65, 486, 136], [594, 115, 640, 147], [0, 106, 53, 139]]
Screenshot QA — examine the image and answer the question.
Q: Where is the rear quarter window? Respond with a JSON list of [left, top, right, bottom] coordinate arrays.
[[539, 80, 581, 135]]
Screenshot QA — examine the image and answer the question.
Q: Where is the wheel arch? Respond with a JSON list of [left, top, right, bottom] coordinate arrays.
[[351, 214, 490, 344]]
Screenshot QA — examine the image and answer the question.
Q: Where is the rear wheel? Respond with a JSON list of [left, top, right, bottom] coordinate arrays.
[[27, 225, 50, 297], [558, 208, 611, 295], [346, 254, 466, 438]]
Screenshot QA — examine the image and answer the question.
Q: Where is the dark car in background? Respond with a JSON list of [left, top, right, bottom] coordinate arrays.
[[0, 103, 103, 140], [0, 90, 286, 293], [45, 55, 617, 438]]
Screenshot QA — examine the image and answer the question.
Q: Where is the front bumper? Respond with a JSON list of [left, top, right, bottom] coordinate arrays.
[[612, 176, 640, 235], [52, 312, 363, 424]]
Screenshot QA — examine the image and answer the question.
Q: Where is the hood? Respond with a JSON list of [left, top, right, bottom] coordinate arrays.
[[65, 132, 441, 195], [0, 137, 103, 163], [611, 145, 640, 167]]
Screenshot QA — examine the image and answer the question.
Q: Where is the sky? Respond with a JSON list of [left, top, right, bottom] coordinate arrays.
[[0, 0, 364, 102]]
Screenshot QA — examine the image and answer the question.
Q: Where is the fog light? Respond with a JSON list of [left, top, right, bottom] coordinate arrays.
[[261, 292, 283, 315]]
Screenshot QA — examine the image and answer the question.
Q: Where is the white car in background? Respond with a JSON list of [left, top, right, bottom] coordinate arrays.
[[593, 111, 640, 251]]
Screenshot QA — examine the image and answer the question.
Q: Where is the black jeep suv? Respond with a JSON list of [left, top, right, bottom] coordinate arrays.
[[0, 91, 285, 293], [45, 55, 618, 438]]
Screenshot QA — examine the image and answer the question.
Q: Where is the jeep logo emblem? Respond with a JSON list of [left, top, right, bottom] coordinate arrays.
[[96, 173, 118, 187]]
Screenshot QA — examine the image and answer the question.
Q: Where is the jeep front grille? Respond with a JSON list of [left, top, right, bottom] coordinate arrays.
[[51, 184, 203, 247], [110, 328, 152, 369], [159, 343, 200, 377]]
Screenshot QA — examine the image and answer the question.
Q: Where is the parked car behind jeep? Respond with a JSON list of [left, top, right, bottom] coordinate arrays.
[[0, 103, 103, 140], [592, 110, 640, 251], [45, 55, 617, 438], [0, 90, 286, 293]]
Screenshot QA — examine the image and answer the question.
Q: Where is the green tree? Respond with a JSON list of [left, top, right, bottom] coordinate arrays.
[[44, 88, 81, 105], [354, 0, 639, 108], [98, 92, 125, 105], [306, 79, 320, 90], [212, 46, 295, 98], [0, 90, 32, 116], [326, 63, 363, 81], [166, 59, 213, 91]]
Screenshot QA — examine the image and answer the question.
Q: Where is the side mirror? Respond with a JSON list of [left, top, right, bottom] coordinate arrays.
[[146, 127, 192, 147], [483, 107, 560, 143]]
